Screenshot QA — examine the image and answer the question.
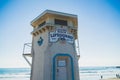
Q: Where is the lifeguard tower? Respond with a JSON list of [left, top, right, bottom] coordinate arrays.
[[23, 10, 80, 80]]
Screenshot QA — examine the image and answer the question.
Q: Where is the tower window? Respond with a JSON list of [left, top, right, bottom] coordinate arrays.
[[55, 19, 67, 26], [57, 60, 66, 67], [38, 21, 46, 28]]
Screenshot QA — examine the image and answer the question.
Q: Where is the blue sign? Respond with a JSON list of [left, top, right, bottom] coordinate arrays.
[[38, 37, 43, 46]]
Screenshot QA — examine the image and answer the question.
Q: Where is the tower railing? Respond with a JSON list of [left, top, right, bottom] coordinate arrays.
[[22, 43, 32, 66]]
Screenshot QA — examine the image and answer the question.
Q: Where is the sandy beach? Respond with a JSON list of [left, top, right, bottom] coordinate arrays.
[[100, 78, 120, 80]]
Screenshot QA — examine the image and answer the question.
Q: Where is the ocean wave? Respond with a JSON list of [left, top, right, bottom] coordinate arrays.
[[0, 68, 30, 78], [0, 74, 30, 78], [80, 71, 97, 73]]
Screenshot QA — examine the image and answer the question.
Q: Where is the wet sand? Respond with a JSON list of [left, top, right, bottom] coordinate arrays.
[[100, 78, 120, 80]]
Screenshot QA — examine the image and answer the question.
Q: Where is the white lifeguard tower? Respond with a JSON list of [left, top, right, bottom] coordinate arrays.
[[23, 10, 80, 80]]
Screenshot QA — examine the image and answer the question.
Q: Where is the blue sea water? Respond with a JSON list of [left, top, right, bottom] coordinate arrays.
[[0, 68, 30, 80], [0, 67, 120, 80]]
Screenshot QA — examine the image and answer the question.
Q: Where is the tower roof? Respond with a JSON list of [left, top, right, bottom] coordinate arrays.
[[31, 10, 78, 27]]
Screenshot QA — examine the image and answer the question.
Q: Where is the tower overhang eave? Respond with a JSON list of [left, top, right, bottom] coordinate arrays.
[[31, 10, 78, 28]]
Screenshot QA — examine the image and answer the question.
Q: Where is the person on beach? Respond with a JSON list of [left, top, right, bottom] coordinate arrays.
[[101, 75, 103, 79], [116, 74, 120, 78]]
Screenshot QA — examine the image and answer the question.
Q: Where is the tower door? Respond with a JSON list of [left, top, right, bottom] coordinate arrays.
[[53, 54, 74, 80], [57, 60, 67, 80]]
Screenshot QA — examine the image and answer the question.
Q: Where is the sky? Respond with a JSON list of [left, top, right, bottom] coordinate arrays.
[[0, 0, 120, 68]]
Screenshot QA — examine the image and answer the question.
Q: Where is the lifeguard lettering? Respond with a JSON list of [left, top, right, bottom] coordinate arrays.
[[57, 29, 67, 33], [49, 28, 74, 43]]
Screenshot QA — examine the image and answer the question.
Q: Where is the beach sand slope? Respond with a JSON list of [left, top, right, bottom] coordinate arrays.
[[100, 78, 120, 80]]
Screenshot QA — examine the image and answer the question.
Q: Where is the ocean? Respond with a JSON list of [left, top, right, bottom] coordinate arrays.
[[80, 66, 120, 80], [0, 68, 30, 80], [0, 67, 120, 80]]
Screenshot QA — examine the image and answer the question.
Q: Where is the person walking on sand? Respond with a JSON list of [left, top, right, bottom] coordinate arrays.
[[101, 75, 103, 79]]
